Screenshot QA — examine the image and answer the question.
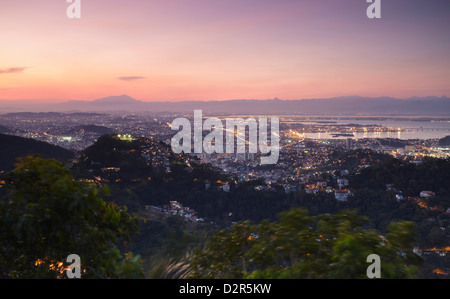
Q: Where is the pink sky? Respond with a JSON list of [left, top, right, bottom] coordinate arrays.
[[1, 0, 449, 102]]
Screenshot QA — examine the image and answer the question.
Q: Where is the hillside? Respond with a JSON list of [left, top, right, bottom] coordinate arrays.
[[439, 135, 450, 146], [0, 133, 75, 171], [349, 157, 450, 198], [75, 134, 146, 166], [0, 125, 11, 134]]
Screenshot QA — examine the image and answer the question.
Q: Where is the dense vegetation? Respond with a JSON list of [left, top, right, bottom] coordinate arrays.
[[190, 208, 421, 279], [0, 134, 448, 278], [0, 156, 143, 278]]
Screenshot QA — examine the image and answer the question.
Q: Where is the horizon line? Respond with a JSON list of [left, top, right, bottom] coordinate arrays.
[[0, 94, 449, 104]]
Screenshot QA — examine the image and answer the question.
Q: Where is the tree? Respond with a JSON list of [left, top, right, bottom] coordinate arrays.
[[0, 156, 144, 278], [190, 207, 421, 279]]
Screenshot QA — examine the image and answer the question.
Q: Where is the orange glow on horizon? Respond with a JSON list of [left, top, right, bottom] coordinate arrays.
[[1, 0, 449, 103]]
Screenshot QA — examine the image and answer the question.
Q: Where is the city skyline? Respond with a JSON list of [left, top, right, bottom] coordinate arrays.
[[1, 0, 449, 103]]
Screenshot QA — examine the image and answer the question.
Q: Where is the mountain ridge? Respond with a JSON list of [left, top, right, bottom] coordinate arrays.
[[0, 95, 449, 115]]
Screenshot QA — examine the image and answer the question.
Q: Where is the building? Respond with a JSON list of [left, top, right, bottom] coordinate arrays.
[[337, 178, 349, 189], [205, 180, 211, 190], [405, 145, 415, 153], [420, 191, 435, 198], [284, 185, 297, 194], [316, 181, 327, 187], [345, 138, 353, 150], [101, 167, 120, 172], [335, 189, 349, 201], [305, 184, 319, 194], [222, 183, 230, 192]]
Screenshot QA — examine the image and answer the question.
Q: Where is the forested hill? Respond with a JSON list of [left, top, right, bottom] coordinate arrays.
[[0, 133, 74, 171], [349, 157, 450, 198]]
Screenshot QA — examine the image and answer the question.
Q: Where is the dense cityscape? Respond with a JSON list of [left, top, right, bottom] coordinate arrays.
[[1, 111, 449, 208], [0, 110, 449, 279]]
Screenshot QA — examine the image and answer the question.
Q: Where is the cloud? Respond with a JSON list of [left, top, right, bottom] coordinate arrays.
[[0, 67, 27, 74], [117, 76, 146, 81]]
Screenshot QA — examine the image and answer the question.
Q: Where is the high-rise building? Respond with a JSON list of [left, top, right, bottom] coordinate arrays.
[[345, 138, 353, 150]]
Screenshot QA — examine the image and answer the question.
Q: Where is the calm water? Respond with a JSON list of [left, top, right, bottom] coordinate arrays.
[[213, 114, 450, 140], [289, 118, 450, 140]]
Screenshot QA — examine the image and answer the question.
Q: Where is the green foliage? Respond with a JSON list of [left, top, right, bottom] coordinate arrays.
[[190, 207, 421, 279], [146, 251, 194, 279], [0, 155, 144, 278]]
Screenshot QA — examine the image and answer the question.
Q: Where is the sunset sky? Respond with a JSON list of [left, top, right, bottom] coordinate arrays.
[[1, 0, 449, 102]]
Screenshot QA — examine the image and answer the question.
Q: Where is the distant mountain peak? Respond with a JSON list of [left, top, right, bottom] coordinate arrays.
[[93, 94, 141, 104]]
